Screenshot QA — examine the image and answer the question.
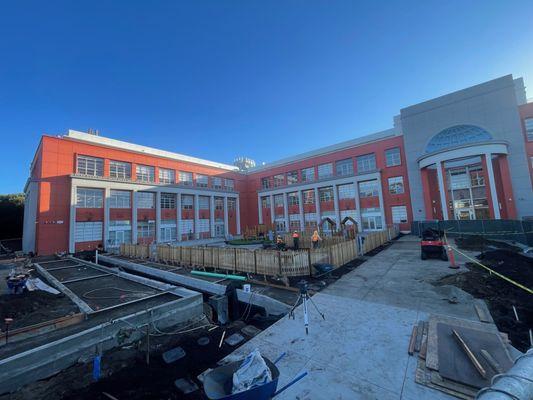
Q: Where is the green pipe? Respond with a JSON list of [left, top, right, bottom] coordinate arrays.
[[190, 270, 246, 281]]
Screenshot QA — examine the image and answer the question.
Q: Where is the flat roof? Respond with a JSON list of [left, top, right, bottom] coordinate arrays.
[[66, 130, 240, 172]]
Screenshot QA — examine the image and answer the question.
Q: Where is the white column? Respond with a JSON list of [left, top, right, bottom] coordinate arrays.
[[236, 196, 241, 235], [283, 192, 289, 232], [436, 162, 449, 220], [257, 196, 263, 224], [103, 187, 110, 250], [376, 176, 386, 229], [155, 191, 161, 243], [223, 196, 229, 237], [210, 196, 216, 238], [297, 190, 305, 231], [333, 185, 341, 231], [484, 153, 501, 219], [132, 190, 138, 245], [354, 181, 362, 229], [194, 194, 200, 239], [314, 187, 321, 227], [176, 193, 182, 241], [68, 183, 77, 253], [269, 194, 274, 224]]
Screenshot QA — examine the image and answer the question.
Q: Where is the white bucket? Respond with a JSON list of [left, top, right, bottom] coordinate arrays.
[[243, 284, 251, 293]]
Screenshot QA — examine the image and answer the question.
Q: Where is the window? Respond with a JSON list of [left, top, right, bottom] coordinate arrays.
[[274, 194, 284, 207], [224, 178, 235, 190], [336, 159, 354, 176], [199, 196, 210, 209], [359, 180, 379, 198], [161, 193, 176, 209], [160, 226, 177, 242], [137, 192, 155, 208], [215, 197, 224, 210], [385, 148, 401, 167], [525, 118, 533, 141], [288, 192, 299, 206], [108, 229, 131, 246], [109, 160, 131, 180], [317, 163, 333, 179], [391, 206, 408, 224], [137, 221, 155, 238], [109, 190, 130, 208], [136, 165, 155, 182], [357, 154, 376, 173], [75, 221, 103, 242], [227, 198, 236, 210], [182, 195, 194, 210], [287, 171, 298, 185], [470, 169, 485, 187], [338, 184, 355, 199], [261, 177, 271, 189], [212, 177, 223, 189], [303, 190, 315, 204], [361, 209, 383, 231], [301, 167, 315, 182], [273, 174, 285, 187], [261, 196, 271, 208], [319, 187, 333, 202], [76, 155, 103, 177], [388, 176, 404, 194], [196, 174, 208, 188], [159, 168, 175, 184], [76, 188, 104, 208], [179, 171, 193, 186]]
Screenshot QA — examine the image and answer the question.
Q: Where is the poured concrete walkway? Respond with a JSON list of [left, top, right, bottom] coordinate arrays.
[[220, 236, 484, 399]]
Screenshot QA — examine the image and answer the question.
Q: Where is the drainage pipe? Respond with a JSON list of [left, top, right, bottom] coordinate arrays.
[[190, 270, 246, 281], [476, 349, 533, 399]]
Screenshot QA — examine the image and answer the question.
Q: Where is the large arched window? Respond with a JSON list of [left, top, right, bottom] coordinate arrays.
[[425, 125, 492, 154]]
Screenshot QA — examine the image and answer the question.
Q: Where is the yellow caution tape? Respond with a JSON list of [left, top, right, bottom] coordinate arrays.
[[449, 245, 533, 295]]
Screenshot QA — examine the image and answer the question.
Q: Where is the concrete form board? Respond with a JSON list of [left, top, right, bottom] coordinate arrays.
[[0, 293, 203, 394]]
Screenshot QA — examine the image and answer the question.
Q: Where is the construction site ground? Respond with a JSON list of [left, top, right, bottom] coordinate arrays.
[[217, 235, 524, 400]]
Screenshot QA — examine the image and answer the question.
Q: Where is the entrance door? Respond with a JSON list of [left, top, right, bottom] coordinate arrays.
[[215, 224, 225, 237]]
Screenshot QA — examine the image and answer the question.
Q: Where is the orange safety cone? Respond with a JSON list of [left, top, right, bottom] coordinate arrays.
[[447, 244, 459, 269]]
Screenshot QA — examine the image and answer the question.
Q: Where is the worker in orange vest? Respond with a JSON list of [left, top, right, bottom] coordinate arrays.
[[292, 231, 300, 250], [311, 230, 321, 249]]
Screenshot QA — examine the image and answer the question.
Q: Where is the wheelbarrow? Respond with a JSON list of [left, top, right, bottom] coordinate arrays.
[[203, 352, 307, 400]]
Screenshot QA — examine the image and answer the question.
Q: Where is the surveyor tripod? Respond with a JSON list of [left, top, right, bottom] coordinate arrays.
[[288, 280, 325, 335]]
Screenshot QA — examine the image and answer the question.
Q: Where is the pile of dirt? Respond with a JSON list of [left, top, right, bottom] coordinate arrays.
[[0, 291, 78, 330], [436, 263, 532, 352], [477, 249, 533, 289]]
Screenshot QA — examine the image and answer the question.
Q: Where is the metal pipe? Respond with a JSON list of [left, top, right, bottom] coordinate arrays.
[[476, 349, 533, 399], [190, 270, 246, 281]]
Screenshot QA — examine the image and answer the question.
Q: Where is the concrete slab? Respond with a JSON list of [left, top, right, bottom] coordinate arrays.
[[217, 236, 486, 399]]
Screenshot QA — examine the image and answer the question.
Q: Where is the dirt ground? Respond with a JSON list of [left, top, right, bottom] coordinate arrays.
[[435, 263, 532, 352], [0, 291, 78, 330]]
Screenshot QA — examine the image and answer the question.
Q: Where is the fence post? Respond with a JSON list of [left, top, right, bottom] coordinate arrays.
[[307, 248, 312, 276], [234, 248, 237, 273], [254, 250, 257, 274], [278, 251, 282, 275]]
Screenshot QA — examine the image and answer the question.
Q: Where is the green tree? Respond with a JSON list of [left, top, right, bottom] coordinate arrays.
[[0, 193, 25, 239]]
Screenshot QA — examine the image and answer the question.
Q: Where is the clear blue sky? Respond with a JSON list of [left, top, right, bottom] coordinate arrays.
[[1, 0, 532, 194]]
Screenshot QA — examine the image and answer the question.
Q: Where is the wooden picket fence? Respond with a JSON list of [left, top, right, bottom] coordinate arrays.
[[120, 226, 399, 277]]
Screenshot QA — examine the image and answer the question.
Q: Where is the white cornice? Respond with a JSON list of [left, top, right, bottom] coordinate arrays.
[[66, 130, 240, 172]]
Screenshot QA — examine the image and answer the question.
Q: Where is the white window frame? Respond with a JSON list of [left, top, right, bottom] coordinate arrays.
[[109, 190, 131, 208], [388, 176, 404, 194], [391, 206, 408, 224], [359, 180, 379, 198], [286, 171, 298, 185], [160, 193, 176, 209], [136, 165, 155, 183], [335, 159, 354, 176], [159, 168, 175, 184], [338, 184, 355, 199], [319, 187, 333, 202], [75, 221, 103, 242], [179, 171, 193, 186], [525, 118, 533, 141], [385, 148, 401, 167], [317, 163, 333, 179], [224, 178, 235, 190], [137, 192, 155, 209], [109, 160, 131, 180], [357, 153, 376, 173], [287, 192, 299, 206], [273, 174, 285, 188], [76, 188, 104, 208], [76, 155, 104, 177], [212, 177, 223, 189], [301, 167, 315, 182], [196, 174, 208, 188]]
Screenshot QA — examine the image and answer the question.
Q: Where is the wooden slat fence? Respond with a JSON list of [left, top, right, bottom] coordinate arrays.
[[120, 226, 399, 277]]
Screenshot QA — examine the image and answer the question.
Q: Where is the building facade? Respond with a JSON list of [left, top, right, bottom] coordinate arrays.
[[23, 75, 533, 255]]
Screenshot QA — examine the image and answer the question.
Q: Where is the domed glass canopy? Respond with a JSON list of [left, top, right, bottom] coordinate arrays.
[[425, 125, 492, 154]]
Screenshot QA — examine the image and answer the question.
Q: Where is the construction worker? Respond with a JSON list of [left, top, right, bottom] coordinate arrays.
[[311, 230, 321, 249], [292, 231, 300, 250], [276, 235, 286, 251]]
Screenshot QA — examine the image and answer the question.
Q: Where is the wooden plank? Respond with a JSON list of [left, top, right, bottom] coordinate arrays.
[[452, 329, 487, 379], [408, 326, 418, 355]]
